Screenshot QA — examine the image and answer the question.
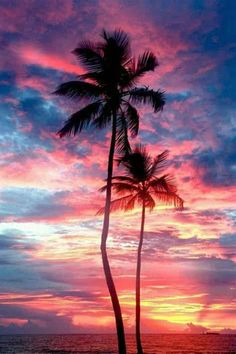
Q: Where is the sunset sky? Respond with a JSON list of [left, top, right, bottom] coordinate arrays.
[[0, 0, 236, 334]]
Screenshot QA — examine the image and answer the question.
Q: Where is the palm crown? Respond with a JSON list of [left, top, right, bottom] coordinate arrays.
[[54, 30, 165, 154], [99, 145, 184, 213]]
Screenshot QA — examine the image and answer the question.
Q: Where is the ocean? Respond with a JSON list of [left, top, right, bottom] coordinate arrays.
[[0, 334, 235, 354]]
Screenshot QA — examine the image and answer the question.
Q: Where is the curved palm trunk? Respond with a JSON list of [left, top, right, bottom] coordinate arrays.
[[136, 200, 145, 354], [100, 112, 126, 354]]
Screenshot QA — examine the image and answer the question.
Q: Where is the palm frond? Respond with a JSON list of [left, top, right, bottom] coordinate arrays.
[[99, 184, 107, 193], [124, 195, 137, 211], [149, 174, 177, 193], [98, 182, 137, 194], [57, 101, 102, 137], [100, 175, 139, 185], [92, 101, 112, 129], [99, 182, 139, 195], [132, 51, 158, 78], [122, 145, 152, 182], [101, 29, 131, 65], [72, 40, 103, 72], [129, 87, 165, 112], [143, 192, 155, 210], [96, 194, 134, 215], [99, 30, 132, 88], [53, 81, 101, 99], [118, 66, 135, 89], [111, 175, 138, 184], [112, 182, 138, 194], [124, 102, 139, 137], [119, 51, 158, 89], [148, 150, 169, 177], [151, 190, 184, 210], [115, 112, 131, 156], [78, 72, 104, 86]]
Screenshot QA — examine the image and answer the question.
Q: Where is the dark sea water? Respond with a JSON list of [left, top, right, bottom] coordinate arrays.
[[0, 334, 235, 354]]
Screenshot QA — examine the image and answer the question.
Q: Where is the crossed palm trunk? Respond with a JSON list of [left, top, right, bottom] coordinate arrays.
[[104, 146, 184, 354], [54, 29, 165, 353]]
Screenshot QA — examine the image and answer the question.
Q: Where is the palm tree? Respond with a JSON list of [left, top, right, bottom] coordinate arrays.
[[99, 146, 183, 354], [54, 30, 165, 354]]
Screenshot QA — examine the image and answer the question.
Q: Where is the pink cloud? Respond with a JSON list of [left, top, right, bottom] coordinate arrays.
[[15, 45, 82, 74]]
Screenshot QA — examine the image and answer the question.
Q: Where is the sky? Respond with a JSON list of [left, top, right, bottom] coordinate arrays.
[[0, 0, 236, 334]]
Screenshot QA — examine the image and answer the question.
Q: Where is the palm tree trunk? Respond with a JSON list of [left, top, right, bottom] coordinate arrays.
[[136, 200, 145, 354], [100, 111, 126, 354]]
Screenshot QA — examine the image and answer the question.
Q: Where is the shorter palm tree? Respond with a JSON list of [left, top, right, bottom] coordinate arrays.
[[98, 145, 183, 354]]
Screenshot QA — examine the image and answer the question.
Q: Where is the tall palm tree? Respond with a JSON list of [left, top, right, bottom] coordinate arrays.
[[54, 30, 165, 353], [99, 146, 183, 354]]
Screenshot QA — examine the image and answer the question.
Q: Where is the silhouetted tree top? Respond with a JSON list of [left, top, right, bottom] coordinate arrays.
[[98, 145, 184, 213], [54, 29, 165, 156]]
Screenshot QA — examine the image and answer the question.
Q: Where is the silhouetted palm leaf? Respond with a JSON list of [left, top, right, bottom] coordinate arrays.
[[129, 87, 165, 112], [150, 175, 177, 193], [92, 101, 113, 129], [125, 102, 139, 137], [53, 81, 101, 99], [57, 101, 102, 137], [116, 112, 131, 156], [72, 40, 103, 72], [149, 150, 169, 176], [122, 146, 152, 182], [78, 71, 104, 86], [121, 51, 158, 89], [111, 175, 138, 184], [99, 182, 138, 196], [151, 191, 183, 210], [97, 194, 134, 215], [142, 192, 155, 210], [112, 182, 139, 194], [132, 51, 158, 79], [101, 29, 131, 65]]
